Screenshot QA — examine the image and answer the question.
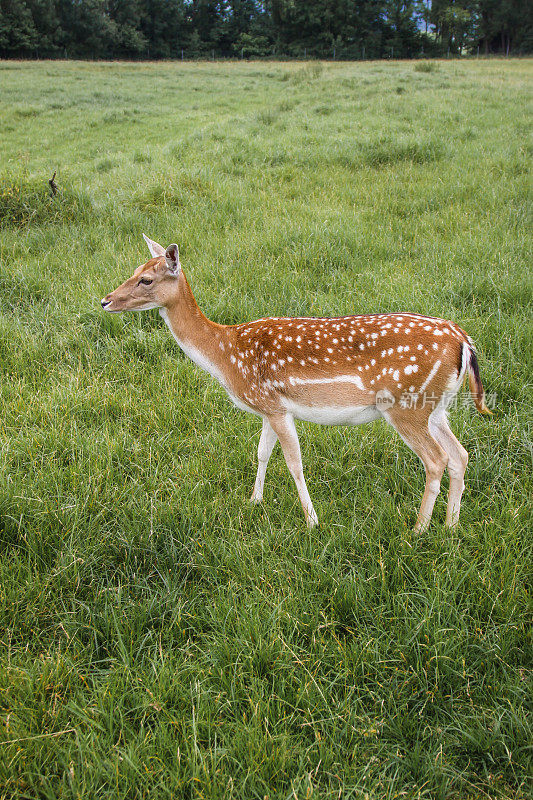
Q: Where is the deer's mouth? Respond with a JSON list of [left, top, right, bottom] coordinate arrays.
[[101, 298, 121, 312]]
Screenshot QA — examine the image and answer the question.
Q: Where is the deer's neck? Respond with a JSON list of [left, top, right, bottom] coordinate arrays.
[[159, 271, 234, 389]]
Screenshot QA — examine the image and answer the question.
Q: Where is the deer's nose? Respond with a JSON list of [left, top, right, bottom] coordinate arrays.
[[101, 297, 111, 308]]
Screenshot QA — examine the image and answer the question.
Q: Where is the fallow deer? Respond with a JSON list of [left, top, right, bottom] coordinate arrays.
[[101, 235, 491, 530]]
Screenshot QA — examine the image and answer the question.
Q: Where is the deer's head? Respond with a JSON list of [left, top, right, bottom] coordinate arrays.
[[101, 235, 181, 313]]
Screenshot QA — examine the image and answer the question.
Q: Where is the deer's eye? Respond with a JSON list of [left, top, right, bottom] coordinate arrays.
[[139, 277, 153, 286]]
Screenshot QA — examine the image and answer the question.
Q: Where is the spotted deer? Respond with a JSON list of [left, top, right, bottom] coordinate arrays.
[[102, 235, 491, 530]]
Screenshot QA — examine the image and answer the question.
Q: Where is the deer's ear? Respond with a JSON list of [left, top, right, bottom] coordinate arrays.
[[165, 244, 181, 275], [142, 234, 166, 258]]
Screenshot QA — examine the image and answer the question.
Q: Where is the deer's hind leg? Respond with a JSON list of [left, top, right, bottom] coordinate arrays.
[[383, 407, 448, 532], [429, 408, 468, 529]]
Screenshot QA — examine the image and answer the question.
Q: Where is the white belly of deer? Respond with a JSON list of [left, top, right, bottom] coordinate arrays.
[[281, 398, 381, 426], [226, 392, 262, 417]]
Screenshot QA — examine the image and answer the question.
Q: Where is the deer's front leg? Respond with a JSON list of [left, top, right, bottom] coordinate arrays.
[[267, 413, 318, 528], [250, 417, 278, 504]]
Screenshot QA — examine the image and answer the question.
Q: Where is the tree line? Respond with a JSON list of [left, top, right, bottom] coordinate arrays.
[[0, 0, 531, 60]]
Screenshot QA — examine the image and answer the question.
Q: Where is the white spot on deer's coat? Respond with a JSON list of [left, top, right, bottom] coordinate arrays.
[[288, 374, 365, 390], [419, 359, 441, 392]]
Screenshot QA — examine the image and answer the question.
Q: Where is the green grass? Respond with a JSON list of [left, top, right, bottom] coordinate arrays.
[[0, 58, 531, 799]]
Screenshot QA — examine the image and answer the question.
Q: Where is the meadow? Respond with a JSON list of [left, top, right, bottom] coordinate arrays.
[[0, 58, 531, 799]]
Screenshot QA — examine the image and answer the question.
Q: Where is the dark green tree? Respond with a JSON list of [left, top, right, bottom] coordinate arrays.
[[107, 0, 147, 56], [189, 0, 226, 53], [0, 0, 532, 60], [26, 0, 64, 55], [55, 0, 117, 57], [139, 0, 188, 58], [0, 0, 38, 55], [430, 0, 481, 54], [385, 0, 422, 57], [474, 0, 533, 54]]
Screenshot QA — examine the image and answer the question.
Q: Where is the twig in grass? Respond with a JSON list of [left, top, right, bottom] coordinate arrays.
[[1, 728, 76, 745], [48, 170, 58, 196]]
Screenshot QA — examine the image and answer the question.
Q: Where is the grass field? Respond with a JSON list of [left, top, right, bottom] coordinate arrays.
[[0, 58, 531, 799]]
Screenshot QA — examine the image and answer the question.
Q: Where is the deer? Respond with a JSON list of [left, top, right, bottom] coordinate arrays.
[[101, 234, 491, 531]]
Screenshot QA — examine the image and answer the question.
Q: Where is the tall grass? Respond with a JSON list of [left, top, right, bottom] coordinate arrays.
[[0, 58, 531, 799]]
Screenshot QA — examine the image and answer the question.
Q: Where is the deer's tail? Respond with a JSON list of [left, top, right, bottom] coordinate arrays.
[[464, 340, 492, 415]]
